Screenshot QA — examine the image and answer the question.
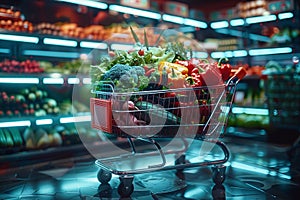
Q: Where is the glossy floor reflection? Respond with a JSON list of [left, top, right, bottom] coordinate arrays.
[[1, 135, 300, 200]]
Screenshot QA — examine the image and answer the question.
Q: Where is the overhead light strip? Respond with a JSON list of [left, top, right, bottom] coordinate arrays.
[[109, 4, 161, 20], [249, 47, 292, 56], [0, 48, 10, 54], [23, 50, 80, 58], [184, 18, 207, 29], [0, 120, 31, 128], [246, 14, 276, 24], [162, 14, 184, 24], [278, 12, 294, 20], [36, 119, 53, 125], [0, 77, 39, 84], [0, 33, 39, 43], [230, 18, 245, 26], [80, 41, 108, 49], [60, 115, 91, 123], [56, 0, 108, 9], [43, 78, 64, 84], [43, 38, 77, 47], [68, 78, 80, 84], [110, 43, 134, 51], [210, 21, 229, 29]]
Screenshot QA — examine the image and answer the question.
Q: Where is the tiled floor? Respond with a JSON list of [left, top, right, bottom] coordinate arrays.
[[1, 134, 300, 200]]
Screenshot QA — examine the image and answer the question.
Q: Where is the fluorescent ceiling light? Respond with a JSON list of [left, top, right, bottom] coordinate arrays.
[[193, 51, 208, 59], [224, 51, 233, 58], [162, 14, 184, 24], [23, 50, 80, 58], [80, 41, 108, 49], [211, 51, 225, 59], [232, 107, 269, 115], [43, 78, 64, 84], [278, 12, 294, 20], [233, 50, 247, 57], [210, 21, 229, 29], [56, 0, 108, 9], [184, 18, 207, 29], [43, 38, 77, 47], [110, 43, 134, 51], [246, 14, 276, 24], [109, 4, 161, 20], [68, 78, 80, 84], [0, 77, 39, 84], [82, 78, 91, 84], [0, 33, 39, 43], [36, 119, 53, 125], [0, 120, 31, 128], [60, 115, 91, 123], [249, 47, 292, 56], [0, 48, 10, 54], [230, 18, 244, 26]]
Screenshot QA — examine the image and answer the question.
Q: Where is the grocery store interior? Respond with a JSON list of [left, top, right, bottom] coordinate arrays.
[[0, 0, 300, 199]]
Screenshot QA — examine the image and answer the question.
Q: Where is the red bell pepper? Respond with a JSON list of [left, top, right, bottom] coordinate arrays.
[[217, 57, 232, 81]]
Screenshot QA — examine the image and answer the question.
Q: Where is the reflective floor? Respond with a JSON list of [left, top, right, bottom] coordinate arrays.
[[1, 134, 300, 200]]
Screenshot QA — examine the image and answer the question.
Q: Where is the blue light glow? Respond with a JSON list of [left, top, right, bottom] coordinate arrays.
[[56, 0, 108, 9], [43, 38, 77, 47], [0, 77, 39, 84], [249, 47, 292, 56], [233, 50, 248, 57], [278, 12, 294, 20], [210, 21, 229, 29], [230, 18, 245, 26], [80, 41, 108, 49], [109, 5, 161, 20], [36, 119, 53, 125], [246, 14, 276, 24], [184, 18, 207, 29], [0, 33, 39, 43], [0, 120, 31, 128], [23, 50, 80, 58], [0, 48, 10, 54], [43, 78, 64, 84], [162, 14, 184, 24]]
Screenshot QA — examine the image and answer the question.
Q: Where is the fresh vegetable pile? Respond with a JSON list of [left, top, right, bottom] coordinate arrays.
[[90, 27, 236, 137], [91, 27, 233, 92]]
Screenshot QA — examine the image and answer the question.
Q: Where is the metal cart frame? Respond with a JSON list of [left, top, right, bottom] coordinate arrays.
[[90, 68, 246, 197]]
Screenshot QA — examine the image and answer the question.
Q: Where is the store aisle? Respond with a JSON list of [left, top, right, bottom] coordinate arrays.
[[0, 135, 300, 200]]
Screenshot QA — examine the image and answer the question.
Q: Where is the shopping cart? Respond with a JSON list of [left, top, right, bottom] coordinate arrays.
[[90, 67, 246, 197]]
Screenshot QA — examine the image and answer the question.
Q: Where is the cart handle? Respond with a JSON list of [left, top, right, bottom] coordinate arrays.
[[227, 67, 247, 85]]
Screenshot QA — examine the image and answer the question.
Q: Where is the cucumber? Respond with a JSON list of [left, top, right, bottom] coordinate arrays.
[[135, 101, 180, 125], [3, 129, 14, 147], [8, 128, 23, 147], [0, 129, 7, 148]]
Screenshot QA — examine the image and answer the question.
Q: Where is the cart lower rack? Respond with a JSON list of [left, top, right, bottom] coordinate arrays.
[[90, 68, 246, 197]]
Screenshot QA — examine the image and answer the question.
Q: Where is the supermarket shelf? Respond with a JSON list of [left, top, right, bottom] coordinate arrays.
[[0, 113, 91, 128]]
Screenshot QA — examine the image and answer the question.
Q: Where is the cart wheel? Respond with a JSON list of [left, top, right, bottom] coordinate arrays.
[[97, 169, 112, 184], [98, 183, 112, 198], [212, 184, 226, 200], [212, 165, 226, 185], [118, 176, 134, 197], [175, 154, 186, 165]]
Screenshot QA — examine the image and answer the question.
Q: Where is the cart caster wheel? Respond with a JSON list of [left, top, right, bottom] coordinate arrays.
[[175, 154, 186, 165], [212, 165, 226, 185], [97, 169, 112, 184], [98, 183, 112, 198], [212, 184, 225, 200], [118, 176, 134, 198]]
